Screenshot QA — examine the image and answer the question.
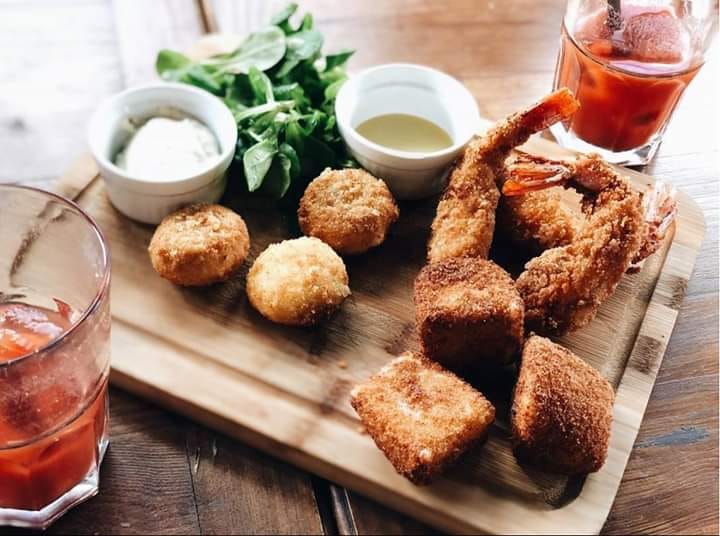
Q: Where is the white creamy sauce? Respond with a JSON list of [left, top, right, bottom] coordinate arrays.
[[115, 116, 220, 181]]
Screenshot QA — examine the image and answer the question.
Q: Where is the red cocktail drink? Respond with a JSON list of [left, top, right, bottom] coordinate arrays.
[[552, 1, 717, 164], [0, 186, 111, 529], [0, 303, 109, 512]]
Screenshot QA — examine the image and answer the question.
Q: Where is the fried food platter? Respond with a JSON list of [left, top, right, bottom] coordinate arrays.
[[54, 118, 704, 532]]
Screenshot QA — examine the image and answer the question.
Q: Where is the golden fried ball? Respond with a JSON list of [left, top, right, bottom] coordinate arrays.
[[246, 236, 350, 326], [148, 203, 249, 287], [298, 168, 399, 255]]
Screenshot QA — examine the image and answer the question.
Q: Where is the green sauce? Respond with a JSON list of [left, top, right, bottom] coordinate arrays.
[[355, 113, 453, 152]]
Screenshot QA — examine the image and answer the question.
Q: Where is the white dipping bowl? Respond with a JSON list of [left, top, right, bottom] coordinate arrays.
[[335, 63, 480, 200], [87, 83, 237, 224]]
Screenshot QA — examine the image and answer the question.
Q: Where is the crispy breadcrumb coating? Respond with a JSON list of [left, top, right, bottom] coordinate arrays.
[[511, 335, 614, 474], [497, 190, 577, 253], [428, 141, 500, 262], [246, 237, 350, 326], [298, 168, 399, 255], [148, 203, 249, 287], [351, 352, 495, 484], [414, 258, 524, 369]]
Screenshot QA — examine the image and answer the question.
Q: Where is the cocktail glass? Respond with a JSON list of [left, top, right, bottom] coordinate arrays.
[[0, 185, 111, 529], [552, 0, 718, 165]]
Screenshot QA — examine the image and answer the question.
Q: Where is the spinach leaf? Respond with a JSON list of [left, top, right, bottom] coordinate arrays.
[[156, 49, 191, 75], [286, 30, 323, 61], [276, 30, 323, 77], [300, 13, 313, 31], [271, 3, 298, 28], [324, 50, 354, 70], [285, 120, 305, 155], [203, 26, 286, 74], [260, 153, 292, 198], [184, 65, 223, 94], [248, 66, 274, 103], [323, 78, 346, 102], [279, 142, 301, 179], [243, 138, 278, 191]]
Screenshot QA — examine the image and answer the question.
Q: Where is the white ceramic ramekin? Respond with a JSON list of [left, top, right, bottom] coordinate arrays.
[[335, 63, 480, 200], [87, 83, 237, 224]]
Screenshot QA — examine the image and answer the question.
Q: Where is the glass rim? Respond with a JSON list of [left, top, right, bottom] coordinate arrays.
[[0, 184, 111, 369], [560, 18, 708, 79]]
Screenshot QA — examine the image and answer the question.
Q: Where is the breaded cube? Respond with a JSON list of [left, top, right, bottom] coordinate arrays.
[[298, 168, 399, 255], [512, 335, 614, 474], [351, 352, 496, 484], [148, 203, 250, 286], [246, 237, 350, 326], [414, 257, 524, 371]]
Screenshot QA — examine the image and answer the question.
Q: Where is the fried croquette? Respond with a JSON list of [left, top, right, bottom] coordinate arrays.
[[246, 237, 350, 326], [511, 335, 614, 474], [351, 352, 495, 485], [298, 168, 399, 255], [148, 203, 250, 287], [414, 257, 524, 370]]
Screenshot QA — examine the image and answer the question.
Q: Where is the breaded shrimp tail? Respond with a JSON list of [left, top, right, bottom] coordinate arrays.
[[479, 88, 580, 167], [427, 89, 580, 263]]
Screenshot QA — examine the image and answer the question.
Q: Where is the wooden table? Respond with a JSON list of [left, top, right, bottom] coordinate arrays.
[[2, 1, 717, 534]]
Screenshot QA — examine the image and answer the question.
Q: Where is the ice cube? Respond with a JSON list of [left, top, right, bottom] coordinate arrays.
[[623, 11, 684, 63], [575, 9, 614, 42]]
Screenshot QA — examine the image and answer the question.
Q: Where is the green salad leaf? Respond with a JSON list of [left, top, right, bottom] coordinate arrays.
[[156, 3, 355, 199], [202, 26, 287, 74]]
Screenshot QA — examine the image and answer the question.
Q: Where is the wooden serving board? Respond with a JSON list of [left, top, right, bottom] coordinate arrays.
[[56, 128, 704, 534]]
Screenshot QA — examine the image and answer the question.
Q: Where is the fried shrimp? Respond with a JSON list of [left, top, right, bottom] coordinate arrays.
[[246, 237, 350, 326], [512, 335, 614, 474], [427, 88, 580, 263], [148, 203, 250, 287], [504, 153, 677, 336], [497, 153, 579, 253], [298, 168, 399, 255], [414, 257, 524, 370], [351, 352, 495, 485]]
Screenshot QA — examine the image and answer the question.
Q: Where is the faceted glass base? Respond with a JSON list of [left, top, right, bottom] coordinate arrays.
[[0, 432, 108, 530], [550, 122, 663, 166]]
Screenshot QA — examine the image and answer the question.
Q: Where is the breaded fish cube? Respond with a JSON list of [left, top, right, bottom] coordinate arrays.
[[298, 168, 399, 255], [246, 237, 350, 326], [351, 352, 496, 485], [148, 203, 250, 287], [414, 257, 524, 371], [512, 335, 614, 474]]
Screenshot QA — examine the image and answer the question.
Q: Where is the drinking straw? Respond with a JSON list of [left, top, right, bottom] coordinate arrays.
[[607, 0, 622, 31]]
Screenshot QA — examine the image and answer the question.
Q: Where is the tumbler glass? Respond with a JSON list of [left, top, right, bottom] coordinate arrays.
[[0, 185, 111, 529], [552, 0, 718, 165]]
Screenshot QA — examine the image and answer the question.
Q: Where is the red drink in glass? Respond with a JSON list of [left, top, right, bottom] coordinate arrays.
[[0, 302, 109, 513], [0, 186, 111, 529], [552, 1, 717, 165]]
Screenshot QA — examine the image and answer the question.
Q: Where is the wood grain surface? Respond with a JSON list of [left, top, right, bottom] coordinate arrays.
[[1, 0, 717, 534]]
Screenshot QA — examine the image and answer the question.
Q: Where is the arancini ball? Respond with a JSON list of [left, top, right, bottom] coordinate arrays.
[[148, 203, 249, 286], [298, 168, 399, 255], [246, 236, 350, 326]]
